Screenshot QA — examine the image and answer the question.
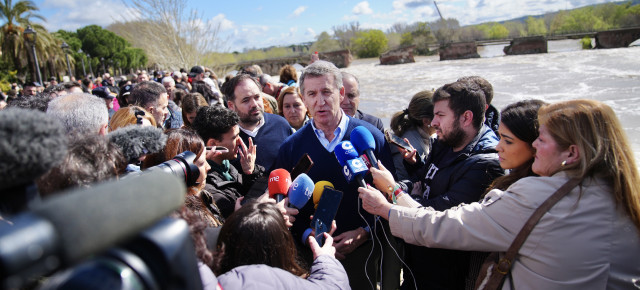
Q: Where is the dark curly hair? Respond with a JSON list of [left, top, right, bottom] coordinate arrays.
[[191, 106, 239, 142], [8, 94, 53, 112]]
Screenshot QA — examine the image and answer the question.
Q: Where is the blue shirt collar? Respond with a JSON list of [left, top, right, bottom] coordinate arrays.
[[310, 111, 349, 152]]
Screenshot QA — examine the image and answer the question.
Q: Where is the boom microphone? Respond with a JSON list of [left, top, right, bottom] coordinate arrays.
[[334, 141, 368, 188], [268, 169, 292, 203], [0, 170, 186, 289], [313, 181, 334, 209], [107, 125, 167, 163], [351, 126, 379, 169], [287, 173, 314, 209]]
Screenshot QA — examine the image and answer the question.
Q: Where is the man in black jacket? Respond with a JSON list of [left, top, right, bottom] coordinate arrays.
[[340, 72, 384, 132], [192, 106, 264, 218], [400, 80, 504, 290]]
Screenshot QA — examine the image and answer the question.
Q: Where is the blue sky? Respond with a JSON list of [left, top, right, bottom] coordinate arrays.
[[34, 0, 618, 51]]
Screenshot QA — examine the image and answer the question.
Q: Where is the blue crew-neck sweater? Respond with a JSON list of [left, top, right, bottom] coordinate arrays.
[[233, 113, 292, 172], [272, 116, 396, 241]]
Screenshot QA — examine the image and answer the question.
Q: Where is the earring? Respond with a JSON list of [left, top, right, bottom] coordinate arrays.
[[561, 160, 567, 167]]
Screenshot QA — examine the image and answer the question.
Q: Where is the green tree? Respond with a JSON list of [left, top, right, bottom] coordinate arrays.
[[76, 25, 145, 74], [353, 29, 387, 58], [310, 31, 340, 53], [488, 23, 509, 39], [0, 0, 63, 81], [526, 17, 547, 36]]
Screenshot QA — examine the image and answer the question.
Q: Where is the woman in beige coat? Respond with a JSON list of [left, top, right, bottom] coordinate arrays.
[[359, 99, 640, 289]]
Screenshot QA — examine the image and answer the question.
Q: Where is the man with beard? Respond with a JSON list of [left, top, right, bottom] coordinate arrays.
[[397, 80, 503, 289], [221, 74, 293, 171]]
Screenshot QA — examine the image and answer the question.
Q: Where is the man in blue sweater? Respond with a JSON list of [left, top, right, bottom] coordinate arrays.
[[221, 74, 293, 171], [273, 60, 396, 290]]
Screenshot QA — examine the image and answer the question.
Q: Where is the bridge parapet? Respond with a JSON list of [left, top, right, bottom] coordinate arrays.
[[439, 42, 479, 61], [236, 50, 353, 75], [379, 46, 416, 65], [504, 36, 548, 55], [596, 28, 640, 49]]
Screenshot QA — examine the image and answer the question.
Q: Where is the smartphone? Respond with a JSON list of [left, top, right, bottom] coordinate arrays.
[[290, 154, 314, 180], [243, 176, 268, 202], [206, 146, 229, 153], [384, 130, 413, 152], [310, 188, 343, 246]]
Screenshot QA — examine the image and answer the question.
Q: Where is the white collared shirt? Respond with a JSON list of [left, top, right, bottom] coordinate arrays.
[[239, 118, 265, 138], [310, 111, 349, 152]]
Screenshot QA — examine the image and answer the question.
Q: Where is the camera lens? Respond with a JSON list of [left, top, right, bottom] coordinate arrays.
[[154, 151, 200, 187]]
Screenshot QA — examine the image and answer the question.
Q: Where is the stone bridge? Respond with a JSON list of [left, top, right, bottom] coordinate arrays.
[[439, 27, 640, 61], [235, 50, 353, 75]]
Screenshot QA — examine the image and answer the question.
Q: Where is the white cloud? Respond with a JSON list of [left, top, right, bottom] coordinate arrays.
[[292, 6, 307, 17], [41, 0, 137, 31], [342, 14, 359, 21], [212, 14, 234, 31], [306, 28, 316, 38], [353, 1, 373, 15]]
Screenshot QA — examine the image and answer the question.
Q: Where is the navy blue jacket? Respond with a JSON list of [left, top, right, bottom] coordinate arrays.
[[400, 124, 503, 290], [272, 117, 396, 240], [354, 109, 384, 133]]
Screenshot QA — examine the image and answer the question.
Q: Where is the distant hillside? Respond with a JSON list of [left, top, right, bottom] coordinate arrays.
[[502, 0, 640, 23]]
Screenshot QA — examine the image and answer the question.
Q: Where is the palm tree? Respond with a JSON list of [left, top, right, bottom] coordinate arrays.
[[0, 0, 62, 81]]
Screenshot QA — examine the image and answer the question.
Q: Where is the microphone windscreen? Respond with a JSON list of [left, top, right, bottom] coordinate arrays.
[[287, 173, 314, 209], [30, 170, 185, 264], [313, 181, 334, 208], [108, 125, 167, 162], [0, 108, 67, 190], [268, 169, 292, 199], [350, 126, 376, 154], [333, 141, 359, 166]]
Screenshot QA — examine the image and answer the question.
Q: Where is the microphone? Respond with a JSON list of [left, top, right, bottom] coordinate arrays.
[[287, 173, 315, 209], [334, 141, 368, 188], [0, 170, 185, 289], [0, 108, 67, 214], [313, 181, 334, 209], [108, 125, 167, 164], [351, 126, 379, 169], [268, 169, 292, 203]]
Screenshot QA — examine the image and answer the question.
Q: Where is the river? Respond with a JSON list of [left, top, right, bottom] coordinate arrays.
[[341, 40, 640, 166]]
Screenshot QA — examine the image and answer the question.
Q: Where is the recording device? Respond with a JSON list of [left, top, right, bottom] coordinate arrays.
[[125, 151, 200, 188], [0, 171, 187, 289], [313, 181, 334, 209], [108, 126, 167, 164], [310, 188, 343, 246], [384, 130, 413, 152], [351, 126, 379, 170], [290, 153, 314, 180], [334, 141, 368, 188], [268, 169, 292, 203], [287, 173, 315, 209]]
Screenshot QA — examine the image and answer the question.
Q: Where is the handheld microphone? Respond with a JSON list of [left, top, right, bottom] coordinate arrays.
[[287, 173, 314, 209], [313, 181, 334, 209], [268, 169, 292, 203], [334, 141, 368, 188], [351, 126, 379, 169], [108, 125, 167, 164], [0, 170, 185, 289]]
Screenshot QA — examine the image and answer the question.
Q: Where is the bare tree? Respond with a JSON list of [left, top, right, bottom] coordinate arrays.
[[332, 22, 360, 51], [109, 0, 225, 70]]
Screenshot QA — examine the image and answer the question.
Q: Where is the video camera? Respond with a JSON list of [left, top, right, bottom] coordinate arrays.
[[0, 151, 203, 289]]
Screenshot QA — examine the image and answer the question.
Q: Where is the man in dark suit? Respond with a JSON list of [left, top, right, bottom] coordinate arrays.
[[340, 72, 384, 132]]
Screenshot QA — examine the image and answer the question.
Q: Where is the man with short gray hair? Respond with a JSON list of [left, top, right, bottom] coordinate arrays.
[[46, 93, 109, 135], [273, 60, 396, 290], [341, 72, 384, 132]]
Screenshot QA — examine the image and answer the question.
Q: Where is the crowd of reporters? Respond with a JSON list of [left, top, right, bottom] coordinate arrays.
[[1, 58, 639, 290]]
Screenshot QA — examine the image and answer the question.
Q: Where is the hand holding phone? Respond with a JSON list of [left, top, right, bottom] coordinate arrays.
[[384, 130, 413, 152]]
